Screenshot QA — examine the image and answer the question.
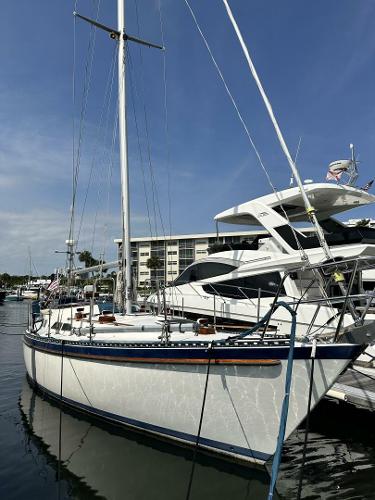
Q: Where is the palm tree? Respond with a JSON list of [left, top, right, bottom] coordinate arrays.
[[146, 256, 163, 309], [78, 250, 100, 268], [146, 256, 162, 270], [355, 218, 371, 227]]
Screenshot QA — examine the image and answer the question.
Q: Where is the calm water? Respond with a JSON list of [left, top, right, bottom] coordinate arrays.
[[1, 302, 374, 500]]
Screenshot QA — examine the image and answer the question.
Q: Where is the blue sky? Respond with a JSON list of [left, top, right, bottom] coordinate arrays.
[[1, 0, 375, 274]]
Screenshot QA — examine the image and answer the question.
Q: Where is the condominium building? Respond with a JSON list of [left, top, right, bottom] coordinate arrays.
[[115, 218, 367, 287], [114, 230, 269, 287]]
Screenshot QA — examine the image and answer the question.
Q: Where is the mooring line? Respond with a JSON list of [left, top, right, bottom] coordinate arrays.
[[57, 340, 64, 499], [296, 339, 317, 499], [185, 342, 214, 500]]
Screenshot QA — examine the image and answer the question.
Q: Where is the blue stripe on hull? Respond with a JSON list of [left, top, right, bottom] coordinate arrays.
[[24, 334, 362, 361], [29, 377, 271, 464]]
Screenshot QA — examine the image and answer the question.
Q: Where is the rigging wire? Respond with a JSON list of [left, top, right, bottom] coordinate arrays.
[[131, 0, 158, 240], [127, 51, 154, 239], [90, 50, 119, 257], [158, 0, 177, 292], [182, 0, 307, 261], [157, 0, 173, 240], [129, 8, 166, 240], [69, 0, 101, 265], [99, 106, 119, 264], [69, 0, 78, 270], [76, 44, 118, 248]]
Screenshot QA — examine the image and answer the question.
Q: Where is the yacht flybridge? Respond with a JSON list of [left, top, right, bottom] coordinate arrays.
[[150, 182, 375, 338]]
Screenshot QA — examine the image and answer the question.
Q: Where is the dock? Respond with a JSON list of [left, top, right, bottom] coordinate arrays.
[[326, 366, 375, 411]]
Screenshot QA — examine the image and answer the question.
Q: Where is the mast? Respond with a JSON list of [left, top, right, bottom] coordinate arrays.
[[222, 0, 332, 261], [73, 4, 163, 315], [117, 0, 132, 315], [222, 0, 360, 321]]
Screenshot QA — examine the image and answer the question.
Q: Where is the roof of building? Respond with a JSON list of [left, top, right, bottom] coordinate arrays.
[[114, 230, 269, 244]]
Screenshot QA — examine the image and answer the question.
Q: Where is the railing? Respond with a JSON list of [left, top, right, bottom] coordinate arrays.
[[152, 256, 375, 341]]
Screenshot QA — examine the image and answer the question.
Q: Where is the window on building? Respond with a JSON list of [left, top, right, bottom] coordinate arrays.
[[179, 249, 194, 258], [202, 272, 285, 299], [140, 272, 149, 276], [167, 251, 177, 255], [179, 258, 194, 272], [196, 250, 207, 254], [167, 261, 177, 265], [224, 236, 241, 243], [174, 262, 236, 286], [195, 239, 208, 245], [140, 252, 149, 257]]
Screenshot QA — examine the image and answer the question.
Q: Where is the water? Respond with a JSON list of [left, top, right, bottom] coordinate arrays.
[[1, 302, 374, 499]]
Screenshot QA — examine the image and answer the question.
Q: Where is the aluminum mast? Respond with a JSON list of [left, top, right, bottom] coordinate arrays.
[[117, 0, 132, 314], [222, 0, 332, 261]]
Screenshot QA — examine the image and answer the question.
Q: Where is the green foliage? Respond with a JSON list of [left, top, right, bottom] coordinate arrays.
[[146, 256, 162, 270], [78, 250, 102, 268], [355, 218, 371, 227], [207, 242, 225, 255], [0, 273, 29, 288]]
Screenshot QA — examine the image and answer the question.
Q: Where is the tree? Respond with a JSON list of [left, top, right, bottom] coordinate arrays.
[[207, 242, 224, 255], [355, 218, 371, 227], [78, 250, 100, 268], [146, 256, 162, 270]]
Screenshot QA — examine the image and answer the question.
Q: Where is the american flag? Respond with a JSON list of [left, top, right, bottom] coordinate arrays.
[[47, 278, 60, 291], [361, 179, 374, 192], [326, 168, 345, 181]]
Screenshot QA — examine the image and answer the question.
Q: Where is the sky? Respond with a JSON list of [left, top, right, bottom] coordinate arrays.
[[1, 0, 375, 275]]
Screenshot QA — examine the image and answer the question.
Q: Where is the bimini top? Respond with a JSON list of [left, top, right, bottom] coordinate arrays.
[[215, 183, 375, 225]]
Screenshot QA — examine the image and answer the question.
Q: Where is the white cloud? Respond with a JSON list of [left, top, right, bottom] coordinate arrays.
[[0, 208, 153, 275]]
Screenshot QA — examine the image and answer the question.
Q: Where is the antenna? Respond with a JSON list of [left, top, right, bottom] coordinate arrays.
[[347, 143, 359, 186]]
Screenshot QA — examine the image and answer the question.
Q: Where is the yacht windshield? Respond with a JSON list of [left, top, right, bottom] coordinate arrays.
[[174, 262, 236, 286], [202, 271, 285, 299]]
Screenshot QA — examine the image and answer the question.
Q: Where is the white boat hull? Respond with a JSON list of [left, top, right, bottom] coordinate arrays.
[[23, 336, 358, 464]]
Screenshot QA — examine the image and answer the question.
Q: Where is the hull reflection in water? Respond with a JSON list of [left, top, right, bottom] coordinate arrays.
[[277, 400, 375, 499], [19, 377, 274, 500]]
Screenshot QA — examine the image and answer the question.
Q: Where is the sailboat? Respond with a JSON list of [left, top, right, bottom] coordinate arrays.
[[23, 1, 375, 467]]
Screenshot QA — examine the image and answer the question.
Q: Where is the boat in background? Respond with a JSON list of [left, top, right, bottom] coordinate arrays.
[[150, 182, 375, 339], [5, 290, 24, 302]]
